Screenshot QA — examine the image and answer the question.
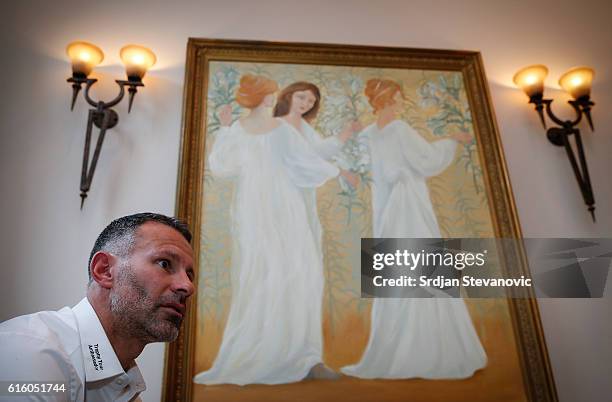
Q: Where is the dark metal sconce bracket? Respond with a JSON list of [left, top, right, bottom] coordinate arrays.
[[67, 76, 144, 208], [92, 109, 119, 129], [545, 127, 567, 147], [528, 95, 596, 221]]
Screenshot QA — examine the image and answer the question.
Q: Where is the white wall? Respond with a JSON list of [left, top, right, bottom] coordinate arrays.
[[1, 1, 610, 401]]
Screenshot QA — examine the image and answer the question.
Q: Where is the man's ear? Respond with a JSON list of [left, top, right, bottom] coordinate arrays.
[[90, 251, 118, 289]]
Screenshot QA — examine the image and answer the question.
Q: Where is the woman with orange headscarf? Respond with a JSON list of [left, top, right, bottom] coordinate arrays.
[[340, 78, 486, 379], [194, 75, 342, 385]]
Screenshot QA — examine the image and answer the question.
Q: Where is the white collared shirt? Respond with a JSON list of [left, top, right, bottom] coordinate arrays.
[[0, 298, 146, 402]]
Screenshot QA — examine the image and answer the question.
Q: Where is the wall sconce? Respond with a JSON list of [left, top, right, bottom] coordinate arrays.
[[513, 65, 596, 221], [66, 41, 156, 208]]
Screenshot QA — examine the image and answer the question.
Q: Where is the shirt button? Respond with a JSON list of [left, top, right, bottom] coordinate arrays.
[[117, 379, 124, 385]]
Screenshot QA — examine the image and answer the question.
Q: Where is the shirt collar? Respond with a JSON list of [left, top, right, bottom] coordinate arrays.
[[72, 297, 140, 383]]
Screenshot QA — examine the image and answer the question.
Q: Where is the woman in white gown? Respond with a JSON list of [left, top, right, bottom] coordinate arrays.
[[341, 78, 487, 379], [194, 75, 346, 385], [273, 82, 359, 264]]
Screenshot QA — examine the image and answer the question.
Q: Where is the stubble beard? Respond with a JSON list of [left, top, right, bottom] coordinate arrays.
[[109, 263, 182, 343]]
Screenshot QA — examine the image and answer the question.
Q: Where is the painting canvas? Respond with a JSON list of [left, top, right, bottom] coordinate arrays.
[[167, 39, 557, 402]]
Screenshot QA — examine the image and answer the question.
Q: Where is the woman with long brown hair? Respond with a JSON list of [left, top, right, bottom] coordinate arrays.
[[340, 78, 486, 380], [272, 81, 359, 257], [273, 81, 358, 163], [271, 81, 360, 380], [194, 75, 343, 385]]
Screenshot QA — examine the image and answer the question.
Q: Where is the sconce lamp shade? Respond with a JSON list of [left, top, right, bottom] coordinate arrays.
[[559, 67, 594, 100], [513, 65, 549, 98], [66, 41, 104, 78], [120, 45, 156, 82]]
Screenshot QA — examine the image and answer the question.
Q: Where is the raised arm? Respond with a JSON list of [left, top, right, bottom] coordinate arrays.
[[395, 121, 457, 177], [272, 125, 340, 188], [208, 123, 244, 178], [302, 120, 361, 161]]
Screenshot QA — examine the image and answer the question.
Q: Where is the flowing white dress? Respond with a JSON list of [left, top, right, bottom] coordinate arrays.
[[289, 119, 344, 257], [194, 120, 339, 385], [341, 120, 487, 379]]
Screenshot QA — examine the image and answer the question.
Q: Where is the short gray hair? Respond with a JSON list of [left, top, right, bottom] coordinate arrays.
[[88, 213, 191, 281]]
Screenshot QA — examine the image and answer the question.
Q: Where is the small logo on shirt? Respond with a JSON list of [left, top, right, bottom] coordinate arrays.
[[88, 344, 104, 371]]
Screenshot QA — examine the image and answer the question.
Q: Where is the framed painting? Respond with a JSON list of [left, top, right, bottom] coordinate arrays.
[[166, 38, 557, 402]]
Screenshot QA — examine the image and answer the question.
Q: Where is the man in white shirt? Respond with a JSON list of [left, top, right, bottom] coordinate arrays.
[[0, 212, 195, 401]]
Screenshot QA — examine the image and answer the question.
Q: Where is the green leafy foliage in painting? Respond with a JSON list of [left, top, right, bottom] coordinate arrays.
[[418, 74, 488, 238], [309, 70, 372, 224], [207, 66, 240, 134], [418, 75, 484, 194]]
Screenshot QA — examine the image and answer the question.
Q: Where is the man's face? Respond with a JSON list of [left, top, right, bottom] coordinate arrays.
[[109, 222, 195, 342]]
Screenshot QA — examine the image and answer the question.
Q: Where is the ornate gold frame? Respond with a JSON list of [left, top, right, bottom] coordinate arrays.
[[166, 38, 558, 402]]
